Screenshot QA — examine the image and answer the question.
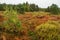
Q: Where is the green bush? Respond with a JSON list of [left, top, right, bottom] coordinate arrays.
[[28, 30, 39, 40], [1, 6, 22, 34]]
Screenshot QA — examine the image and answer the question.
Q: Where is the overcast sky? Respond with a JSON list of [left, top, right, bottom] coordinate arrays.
[[0, 0, 60, 8]]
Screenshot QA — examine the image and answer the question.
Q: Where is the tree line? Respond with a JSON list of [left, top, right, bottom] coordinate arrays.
[[0, 2, 60, 14], [0, 2, 39, 13], [46, 4, 60, 14]]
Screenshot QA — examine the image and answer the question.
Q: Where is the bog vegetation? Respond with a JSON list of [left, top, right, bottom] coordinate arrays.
[[0, 2, 60, 40]]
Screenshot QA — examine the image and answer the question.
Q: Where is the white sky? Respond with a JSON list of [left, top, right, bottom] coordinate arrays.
[[0, 0, 60, 8]]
